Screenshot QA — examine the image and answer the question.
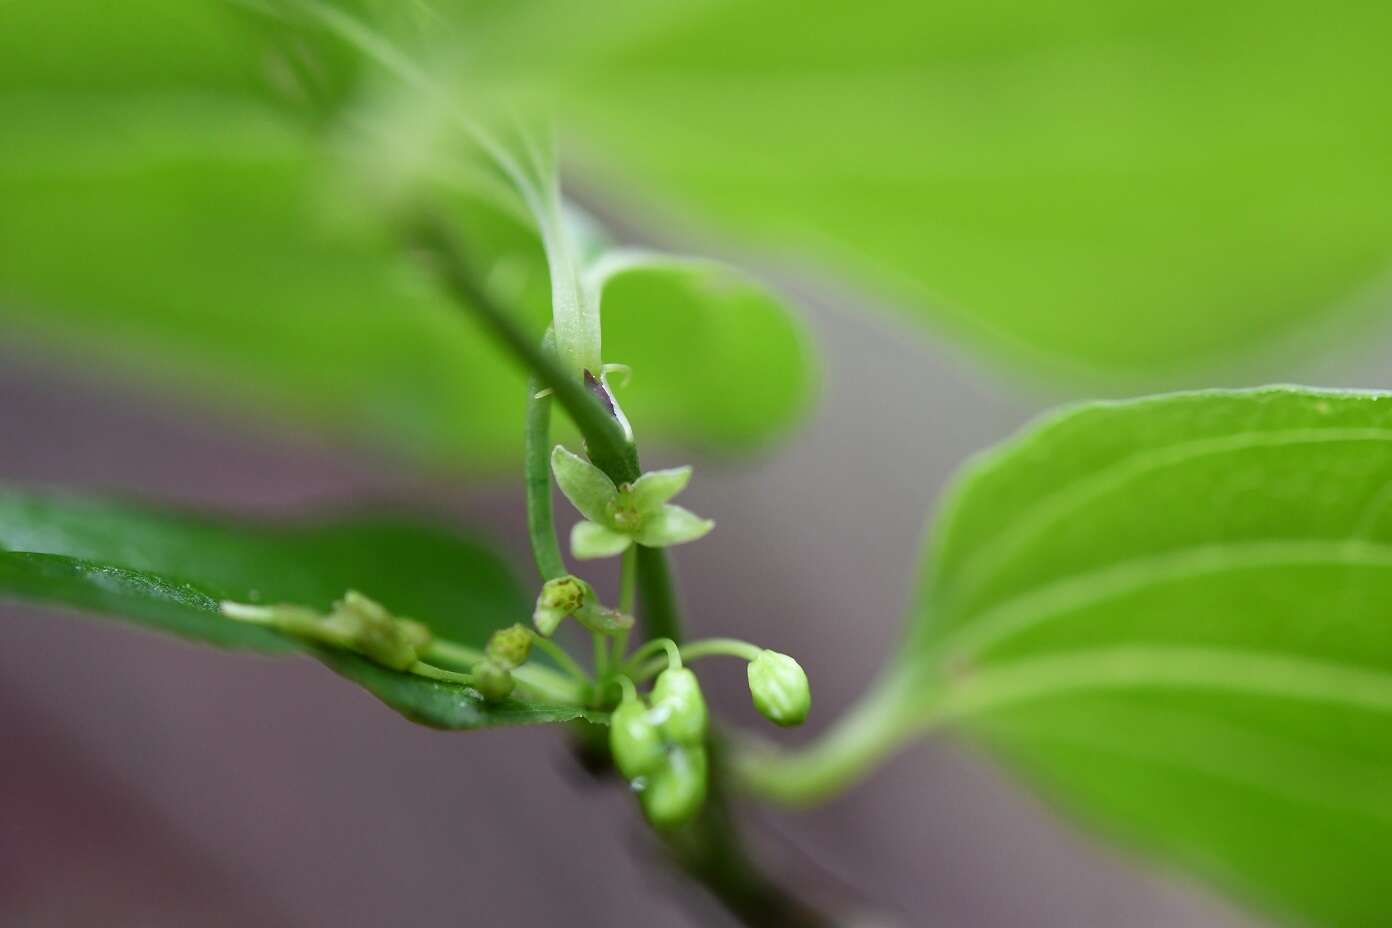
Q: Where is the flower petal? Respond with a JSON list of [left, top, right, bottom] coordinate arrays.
[[626, 466, 692, 514], [551, 445, 619, 524], [635, 505, 714, 548], [571, 520, 634, 560]]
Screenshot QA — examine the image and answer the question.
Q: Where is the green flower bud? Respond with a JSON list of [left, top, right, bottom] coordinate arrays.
[[223, 594, 432, 672], [609, 695, 666, 781], [639, 745, 708, 829], [471, 658, 515, 702], [533, 575, 591, 636], [332, 592, 431, 671], [485, 623, 533, 669], [650, 667, 708, 745], [747, 650, 811, 727]]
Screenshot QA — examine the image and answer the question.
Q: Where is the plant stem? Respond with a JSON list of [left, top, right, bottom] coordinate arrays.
[[636, 543, 682, 643], [416, 211, 839, 926], [423, 638, 582, 705], [592, 632, 609, 681], [411, 215, 639, 484], [681, 638, 765, 663], [730, 669, 919, 807], [525, 375, 567, 581], [415, 213, 680, 642], [528, 635, 591, 683], [625, 637, 763, 681], [409, 660, 475, 685], [666, 738, 837, 928], [612, 545, 637, 665]]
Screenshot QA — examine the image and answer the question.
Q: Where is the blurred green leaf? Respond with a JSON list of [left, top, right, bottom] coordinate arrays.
[[884, 387, 1392, 926], [466, 1, 1392, 379], [0, 487, 599, 728], [0, 1, 813, 470]]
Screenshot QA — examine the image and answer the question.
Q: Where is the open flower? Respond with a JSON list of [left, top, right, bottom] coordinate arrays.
[[551, 445, 714, 560]]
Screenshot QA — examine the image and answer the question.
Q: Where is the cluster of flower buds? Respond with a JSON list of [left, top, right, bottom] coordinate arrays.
[[610, 664, 711, 828], [220, 590, 432, 671]]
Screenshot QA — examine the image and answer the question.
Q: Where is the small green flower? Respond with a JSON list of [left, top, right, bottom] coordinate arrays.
[[747, 650, 811, 727], [551, 445, 714, 560], [532, 574, 633, 637]]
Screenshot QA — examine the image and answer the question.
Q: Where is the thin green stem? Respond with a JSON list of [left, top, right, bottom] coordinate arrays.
[[592, 631, 610, 682], [636, 543, 682, 642], [681, 638, 764, 663], [730, 669, 919, 806], [525, 373, 567, 581], [627, 637, 764, 682], [408, 660, 475, 685], [511, 671, 586, 706], [622, 637, 675, 676], [528, 634, 590, 683], [420, 638, 486, 668], [423, 638, 583, 705], [611, 544, 637, 666]]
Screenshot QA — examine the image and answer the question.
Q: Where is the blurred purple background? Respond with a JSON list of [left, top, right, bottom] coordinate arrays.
[[11, 290, 1384, 926]]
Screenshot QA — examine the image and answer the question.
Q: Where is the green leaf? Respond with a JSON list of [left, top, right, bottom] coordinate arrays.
[[887, 387, 1392, 927], [473, 1, 1392, 379], [0, 3, 814, 471], [0, 487, 598, 729]]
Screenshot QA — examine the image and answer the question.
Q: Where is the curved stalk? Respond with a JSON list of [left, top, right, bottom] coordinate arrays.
[[525, 374, 567, 581], [412, 216, 639, 483], [423, 638, 583, 705], [731, 669, 920, 806]]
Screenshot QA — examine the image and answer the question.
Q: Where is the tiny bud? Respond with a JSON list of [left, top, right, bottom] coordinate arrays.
[[471, 658, 515, 702], [650, 667, 708, 745], [539, 575, 588, 612], [533, 575, 590, 636], [639, 745, 708, 829], [485, 623, 533, 669], [609, 695, 666, 780], [747, 650, 811, 727]]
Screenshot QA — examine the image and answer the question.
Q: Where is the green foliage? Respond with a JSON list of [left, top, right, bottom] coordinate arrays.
[[502, 0, 1392, 378], [5, 2, 1392, 921], [0, 1, 814, 471], [889, 387, 1392, 927], [0, 487, 598, 728], [232, 0, 1392, 380]]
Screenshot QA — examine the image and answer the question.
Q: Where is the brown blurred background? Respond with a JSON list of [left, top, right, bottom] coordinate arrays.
[[9, 290, 1384, 926]]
